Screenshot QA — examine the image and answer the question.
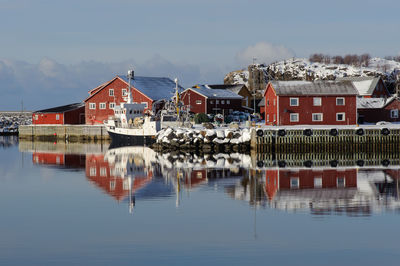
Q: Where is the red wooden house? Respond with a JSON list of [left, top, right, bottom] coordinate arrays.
[[180, 85, 243, 114], [263, 81, 358, 125], [357, 96, 400, 124], [337, 76, 390, 98], [84, 73, 180, 125], [264, 168, 357, 201], [32, 103, 85, 125]]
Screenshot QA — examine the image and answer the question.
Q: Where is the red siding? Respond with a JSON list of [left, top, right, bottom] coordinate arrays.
[[358, 98, 400, 123], [264, 84, 278, 125], [32, 113, 64, 125], [180, 90, 207, 113]]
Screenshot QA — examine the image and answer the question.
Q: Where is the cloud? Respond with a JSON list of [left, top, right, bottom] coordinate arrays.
[[235, 42, 294, 66], [0, 56, 223, 111]]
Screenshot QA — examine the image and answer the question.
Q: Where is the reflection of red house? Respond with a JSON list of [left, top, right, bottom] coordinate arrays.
[[85, 154, 152, 201], [183, 170, 207, 188], [264, 169, 357, 200], [32, 152, 86, 168]]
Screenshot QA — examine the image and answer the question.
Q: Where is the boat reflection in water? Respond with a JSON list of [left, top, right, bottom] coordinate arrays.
[[26, 139, 400, 216]]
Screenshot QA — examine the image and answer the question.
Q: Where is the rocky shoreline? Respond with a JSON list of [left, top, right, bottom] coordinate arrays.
[[152, 126, 254, 154], [0, 112, 32, 135]]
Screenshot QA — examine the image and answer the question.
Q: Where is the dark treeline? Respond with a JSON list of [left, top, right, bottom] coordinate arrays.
[[309, 53, 400, 67]]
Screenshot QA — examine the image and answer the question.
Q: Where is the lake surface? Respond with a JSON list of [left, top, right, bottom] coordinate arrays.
[[1, 136, 400, 266]]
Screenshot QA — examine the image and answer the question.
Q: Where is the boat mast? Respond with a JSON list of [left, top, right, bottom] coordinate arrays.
[[174, 78, 180, 119], [127, 69, 134, 104]]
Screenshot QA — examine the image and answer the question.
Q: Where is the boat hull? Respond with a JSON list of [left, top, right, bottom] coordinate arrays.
[[106, 128, 156, 147]]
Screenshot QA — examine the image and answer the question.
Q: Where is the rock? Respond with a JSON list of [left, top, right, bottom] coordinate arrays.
[[203, 122, 214, 129]]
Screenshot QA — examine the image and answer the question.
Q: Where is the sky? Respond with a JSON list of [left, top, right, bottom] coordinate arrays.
[[0, 0, 399, 110]]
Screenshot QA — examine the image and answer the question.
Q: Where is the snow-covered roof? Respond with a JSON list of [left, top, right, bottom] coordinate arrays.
[[187, 85, 243, 99], [270, 80, 358, 96], [337, 76, 381, 96], [357, 96, 396, 109], [118, 75, 182, 101], [207, 84, 247, 94]]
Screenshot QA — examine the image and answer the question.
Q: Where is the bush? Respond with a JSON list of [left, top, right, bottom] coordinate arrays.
[[194, 113, 210, 124]]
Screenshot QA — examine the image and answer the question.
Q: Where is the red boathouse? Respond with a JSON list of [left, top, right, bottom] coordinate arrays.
[[32, 103, 85, 125]]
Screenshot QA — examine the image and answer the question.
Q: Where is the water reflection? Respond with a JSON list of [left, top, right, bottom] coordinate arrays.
[[22, 140, 400, 216], [0, 136, 18, 148]]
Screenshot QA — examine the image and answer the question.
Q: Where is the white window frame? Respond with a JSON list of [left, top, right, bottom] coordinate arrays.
[[312, 113, 323, 122], [273, 99, 276, 106], [290, 178, 299, 189], [122, 89, 127, 96], [221, 100, 225, 104], [89, 167, 96, 176], [89, 103, 96, 110], [273, 114, 276, 122], [336, 112, 345, 121], [56, 114, 60, 120], [336, 97, 345, 106], [313, 97, 322, 106], [99, 103, 106, 109], [35, 115, 38, 120], [314, 177, 322, 188], [290, 113, 299, 122], [109, 102, 115, 109], [267, 114, 269, 122], [290, 97, 299, 106], [337, 177, 346, 188], [109, 89, 114, 96], [100, 167, 107, 177], [390, 109, 398, 118], [196, 100, 202, 105], [110, 180, 116, 191]]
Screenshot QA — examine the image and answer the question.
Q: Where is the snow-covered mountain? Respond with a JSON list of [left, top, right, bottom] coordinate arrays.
[[224, 57, 400, 93]]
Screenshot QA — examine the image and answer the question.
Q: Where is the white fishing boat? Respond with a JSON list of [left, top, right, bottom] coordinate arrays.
[[104, 70, 161, 146]]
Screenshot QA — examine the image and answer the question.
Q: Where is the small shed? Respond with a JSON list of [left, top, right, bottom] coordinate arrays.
[[337, 76, 390, 98], [32, 103, 85, 125], [357, 96, 400, 124]]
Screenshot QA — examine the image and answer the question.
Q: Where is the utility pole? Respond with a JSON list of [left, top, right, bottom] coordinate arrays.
[[252, 57, 257, 115]]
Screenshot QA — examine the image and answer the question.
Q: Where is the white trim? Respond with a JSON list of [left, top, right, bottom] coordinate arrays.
[[336, 97, 345, 106], [290, 113, 299, 122], [56, 114, 60, 120], [390, 109, 398, 118], [290, 97, 299, 106], [89, 103, 96, 110], [122, 89, 127, 96], [109, 102, 115, 109], [336, 112, 345, 121], [337, 177, 346, 188], [312, 113, 323, 121], [290, 177, 299, 189], [313, 97, 322, 106], [109, 88, 114, 96], [99, 103, 106, 109], [314, 177, 322, 188]]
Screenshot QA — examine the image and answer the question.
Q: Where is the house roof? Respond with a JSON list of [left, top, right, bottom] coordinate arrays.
[[118, 75, 182, 101], [85, 75, 182, 102], [34, 103, 84, 113], [336, 76, 382, 96], [269, 80, 358, 96], [207, 84, 247, 94], [357, 96, 396, 109], [258, 97, 265, 107], [187, 85, 243, 99]]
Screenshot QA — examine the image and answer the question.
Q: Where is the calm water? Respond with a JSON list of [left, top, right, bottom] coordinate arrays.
[[1, 137, 400, 266]]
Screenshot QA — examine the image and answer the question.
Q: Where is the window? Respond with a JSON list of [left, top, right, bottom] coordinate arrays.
[[109, 89, 114, 96], [100, 103, 106, 109], [100, 168, 107, 177], [312, 113, 323, 121], [337, 177, 346, 188], [196, 100, 202, 105], [267, 114, 269, 122], [273, 99, 276, 106], [290, 97, 299, 106], [336, 97, 345, 106], [290, 113, 299, 122], [141, 102, 148, 108], [35, 115, 38, 120], [267, 100, 270, 106], [290, 178, 299, 189], [109, 102, 115, 109], [196, 172, 203, 179], [210, 100, 214, 104], [390, 109, 398, 118], [216, 100, 220, 104], [89, 167, 96, 176], [110, 180, 116, 191], [221, 100, 225, 104], [56, 114, 60, 120], [89, 103, 96, 109], [336, 113, 345, 121], [122, 89, 127, 96], [273, 114, 276, 121], [314, 177, 322, 188], [227, 100, 230, 104], [313, 97, 321, 106]]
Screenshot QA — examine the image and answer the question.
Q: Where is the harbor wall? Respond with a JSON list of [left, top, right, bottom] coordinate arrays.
[[19, 125, 111, 142]]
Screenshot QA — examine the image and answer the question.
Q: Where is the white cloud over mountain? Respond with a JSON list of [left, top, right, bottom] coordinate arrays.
[[235, 42, 294, 66]]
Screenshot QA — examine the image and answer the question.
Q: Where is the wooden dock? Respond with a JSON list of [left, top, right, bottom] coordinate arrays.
[[252, 125, 400, 154]]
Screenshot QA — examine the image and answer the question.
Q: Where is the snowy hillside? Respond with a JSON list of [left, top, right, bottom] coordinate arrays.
[[225, 57, 400, 89]]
